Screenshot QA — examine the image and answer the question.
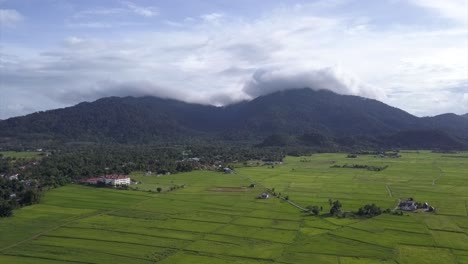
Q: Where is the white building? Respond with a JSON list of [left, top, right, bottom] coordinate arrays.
[[102, 175, 131, 186], [8, 174, 19, 181]]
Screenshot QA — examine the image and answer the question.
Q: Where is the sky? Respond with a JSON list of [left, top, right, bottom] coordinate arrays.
[[0, 0, 467, 119]]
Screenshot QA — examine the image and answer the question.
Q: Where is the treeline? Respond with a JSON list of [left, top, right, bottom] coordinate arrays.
[[0, 154, 42, 217], [1, 144, 286, 217], [330, 164, 389, 171], [306, 199, 403, 218], [24, 144, 286, 186]]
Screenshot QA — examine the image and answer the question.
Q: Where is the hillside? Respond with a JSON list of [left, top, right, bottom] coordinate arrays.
[[0, 88, 467, 149]]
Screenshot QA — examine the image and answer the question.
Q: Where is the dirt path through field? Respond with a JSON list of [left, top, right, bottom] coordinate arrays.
[[432, 161, 444, 185], [234, 171, 308, 212], [385, 184, 393, 197]]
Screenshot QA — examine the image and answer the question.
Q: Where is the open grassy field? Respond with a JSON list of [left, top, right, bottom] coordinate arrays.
[[1, 151, 468, 263], [0, 151, 44, 160]]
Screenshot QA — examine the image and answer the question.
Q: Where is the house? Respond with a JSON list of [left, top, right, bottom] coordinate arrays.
[[259, 193, 269, 199], [223, 168, 233, 174], [8, 174, 19, 181], [80, 177, 102, 185], [263, 161, 283, 166], [80, 174, 131, 186], [425, 206, 435, 212], [102, 174, 131, 186], [398, 198, 417, 211]]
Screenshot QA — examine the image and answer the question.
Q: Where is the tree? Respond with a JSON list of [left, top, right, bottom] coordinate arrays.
[[328, 198, 333, 206], [0, 201, 13, 217], [332, 200, 342, 210], [330, 200, 342, 215], [156, 187, 162, 193], [357, 204, 381, 217], [306, 205, 320, 215], [21, 190, 41, 206]]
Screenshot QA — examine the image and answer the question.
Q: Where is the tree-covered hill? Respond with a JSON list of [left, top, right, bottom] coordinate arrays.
[[1, 88, 467, 149]]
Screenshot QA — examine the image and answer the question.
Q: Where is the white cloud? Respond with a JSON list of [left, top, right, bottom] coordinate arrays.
[[243, 66, 386, 100], [1, 1, 467, 118], [0, 9, 23, 25], [64, 36, 85, 45], [73, 2, 158, 20], [409, 0, 468, 23], [73, 7, 125, 18], [200, 12, 224, 23], [463, 93, 468, 111], [122, 1, 158, 17]]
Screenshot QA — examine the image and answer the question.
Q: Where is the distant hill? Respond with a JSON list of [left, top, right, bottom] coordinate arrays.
[[0, 88, 467, 149], [381, 129, 467, 150], [422, 113, 468, 141], [223, 89, 421, 138]]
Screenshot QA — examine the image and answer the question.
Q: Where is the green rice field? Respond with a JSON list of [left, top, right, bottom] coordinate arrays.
[[1, 151, 467, 263], [0, 151, 43, 159]]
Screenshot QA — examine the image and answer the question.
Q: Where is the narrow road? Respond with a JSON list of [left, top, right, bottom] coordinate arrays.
[[234, 171, 308, 212], [432, 162, 443, 186], [385, 184, 393, 198]]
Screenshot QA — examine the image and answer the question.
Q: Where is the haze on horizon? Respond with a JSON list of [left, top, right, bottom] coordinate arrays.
[[0, 0, 467, 119]]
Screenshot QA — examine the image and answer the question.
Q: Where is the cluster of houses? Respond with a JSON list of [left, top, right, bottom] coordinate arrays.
[[223, 167, 234, 174], [397, 197, 435, 212], [80, 174, 131, 186], [263, 161, 283, 166], [0, 173, 19, 181]]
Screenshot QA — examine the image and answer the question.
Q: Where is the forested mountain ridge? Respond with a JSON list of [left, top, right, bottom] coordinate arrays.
[[1, 88, 467, 149]]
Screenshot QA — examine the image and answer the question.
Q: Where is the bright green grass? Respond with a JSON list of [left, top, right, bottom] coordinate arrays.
[[0, 151, 43, 159], [1, 151, 468, 263]]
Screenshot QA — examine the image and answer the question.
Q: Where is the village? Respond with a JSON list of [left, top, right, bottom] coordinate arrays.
[[79, 174, 131, 186], [397, 197, 435, 212]]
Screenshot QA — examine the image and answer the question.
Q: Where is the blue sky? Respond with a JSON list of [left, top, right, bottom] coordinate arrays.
[[0, 0, 467, 119]]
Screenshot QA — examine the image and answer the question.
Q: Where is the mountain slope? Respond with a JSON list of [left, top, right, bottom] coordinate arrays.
[[0, 96, 225, 143], [224, 89, 421, 137], [0, 88, 467, 149], [422, 113, 468, 140]]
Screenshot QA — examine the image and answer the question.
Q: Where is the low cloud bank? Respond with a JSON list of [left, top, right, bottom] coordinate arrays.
[[243, 66, 386, 100]]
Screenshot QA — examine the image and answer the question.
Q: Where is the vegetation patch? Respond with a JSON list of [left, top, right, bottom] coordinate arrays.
[[208, 187, 250, 192], [1, 152, 468, 263], [330, 164, 389, 171]]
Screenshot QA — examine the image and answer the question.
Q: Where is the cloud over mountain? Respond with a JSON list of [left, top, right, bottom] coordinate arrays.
[[0, 1, 466, 119], [243, 66, 386, 100]]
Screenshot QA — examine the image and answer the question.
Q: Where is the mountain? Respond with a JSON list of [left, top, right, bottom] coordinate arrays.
[[223, 89, 421, 137], [381, 129, 466, 150], [0, 96, 226, 143], [0, 88, 467, 149], [422, 113, 468, 140]]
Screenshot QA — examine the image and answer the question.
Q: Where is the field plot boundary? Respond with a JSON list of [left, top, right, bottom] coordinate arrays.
[[234, 171, 309, 212], [386, 184, 393, 197], [0, 194, 159, 253], [0, 210, 107, 252]]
